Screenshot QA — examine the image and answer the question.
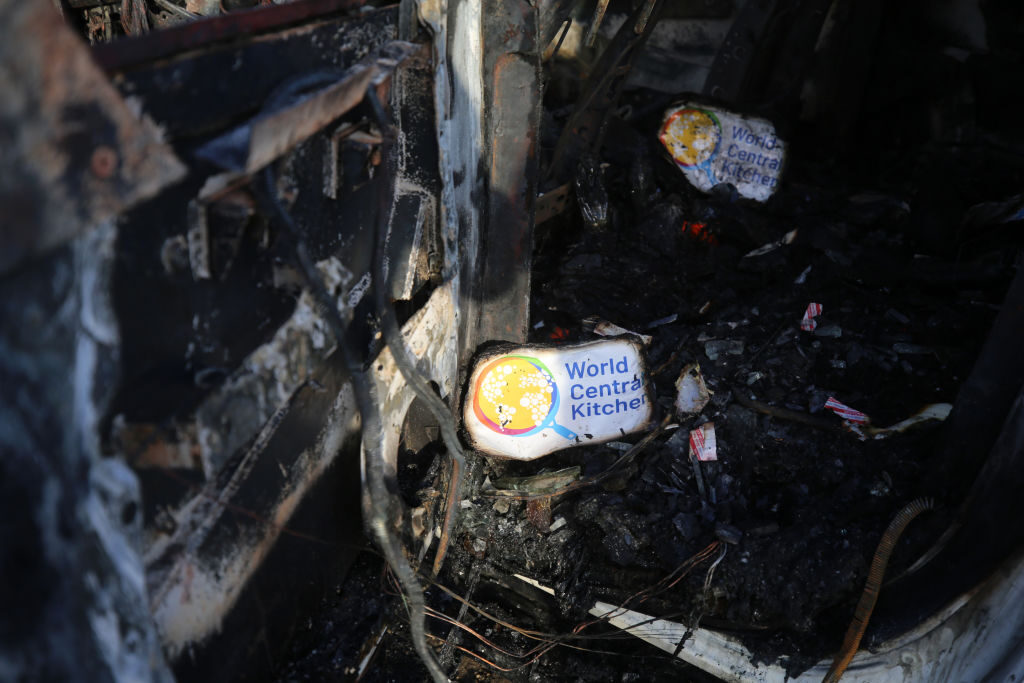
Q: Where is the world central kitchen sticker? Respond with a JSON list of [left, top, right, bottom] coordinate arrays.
[[659, 103, 786, 202], [463, 338, 655, 460]]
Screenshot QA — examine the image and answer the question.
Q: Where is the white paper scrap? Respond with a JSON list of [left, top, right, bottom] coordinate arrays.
[[675, 363, 713, 416]]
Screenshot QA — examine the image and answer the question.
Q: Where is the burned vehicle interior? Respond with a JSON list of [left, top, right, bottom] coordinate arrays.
[[4, 0, 1024, 681]]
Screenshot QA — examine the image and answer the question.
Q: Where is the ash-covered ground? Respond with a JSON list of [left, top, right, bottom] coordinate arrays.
[[277, 123, 1018, 682], [278, 4, 1024, 679]]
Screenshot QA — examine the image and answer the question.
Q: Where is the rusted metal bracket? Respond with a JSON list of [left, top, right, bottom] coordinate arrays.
[[323, 123, 384, 200], [178, 169, 257, 281], [184, 186, 256, 282], [474, 0, 544, 345]]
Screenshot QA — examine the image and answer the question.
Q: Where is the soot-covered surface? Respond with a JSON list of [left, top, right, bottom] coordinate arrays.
[[277, 147, 1017, 682], [442, 156, 1010, 675], [277, 4, 1024, 680], [509, 165, 999, 672]]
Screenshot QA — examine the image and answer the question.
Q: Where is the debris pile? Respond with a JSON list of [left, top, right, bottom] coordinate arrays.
[[286, 131, 1016, 681], [278, 0, 1024, 680]]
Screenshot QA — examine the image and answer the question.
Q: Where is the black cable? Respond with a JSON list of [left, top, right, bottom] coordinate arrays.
[[253, 72, 447, 682], [364, 86, 467, 577]]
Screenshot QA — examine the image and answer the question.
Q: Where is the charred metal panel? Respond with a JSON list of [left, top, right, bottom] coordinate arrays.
[[384, 46, 443, 302], [195, 42, 423, 175], [104, 8, 398, 139], [88, 5, 449, 664], [386, 192, 437, 301], [4, 0, 537, 677], [110, 173, 299, 425], [92, 0, 369, 72], [168, 436, 365, 682], [146, 355, 360, 658], [188, 261, 356, 477], [107, 11, 405, 427]]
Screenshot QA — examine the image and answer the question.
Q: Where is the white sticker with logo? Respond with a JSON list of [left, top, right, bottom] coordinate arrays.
[[659, 103, 786, 202], [463, 338, 655, 460]]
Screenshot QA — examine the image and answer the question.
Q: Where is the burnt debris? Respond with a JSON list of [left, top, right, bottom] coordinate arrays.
[[6, 0, 1024, 682], [284, 0, 1024, 680]]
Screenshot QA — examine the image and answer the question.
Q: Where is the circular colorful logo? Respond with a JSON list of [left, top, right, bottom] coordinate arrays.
[[472, 355, 576, 439], [659, 108, 721, 185]]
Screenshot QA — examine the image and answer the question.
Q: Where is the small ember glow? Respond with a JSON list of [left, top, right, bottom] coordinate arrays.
[[549, 326, 570, 341], [681, 221, 717, 245]]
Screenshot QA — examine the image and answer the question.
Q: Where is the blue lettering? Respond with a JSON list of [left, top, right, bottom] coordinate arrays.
[[616, 399, 628, 413], [615, 356, 628, 373], [570, 384, 584, 400], [728, 125, 780, 152], [602, 404, 614, 415], [586, 364, 599, 377], [629, 398, 640, 410], [565, 361, 586, 379], [571, 403, 585, 419], [585, 385, 597, 398]]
